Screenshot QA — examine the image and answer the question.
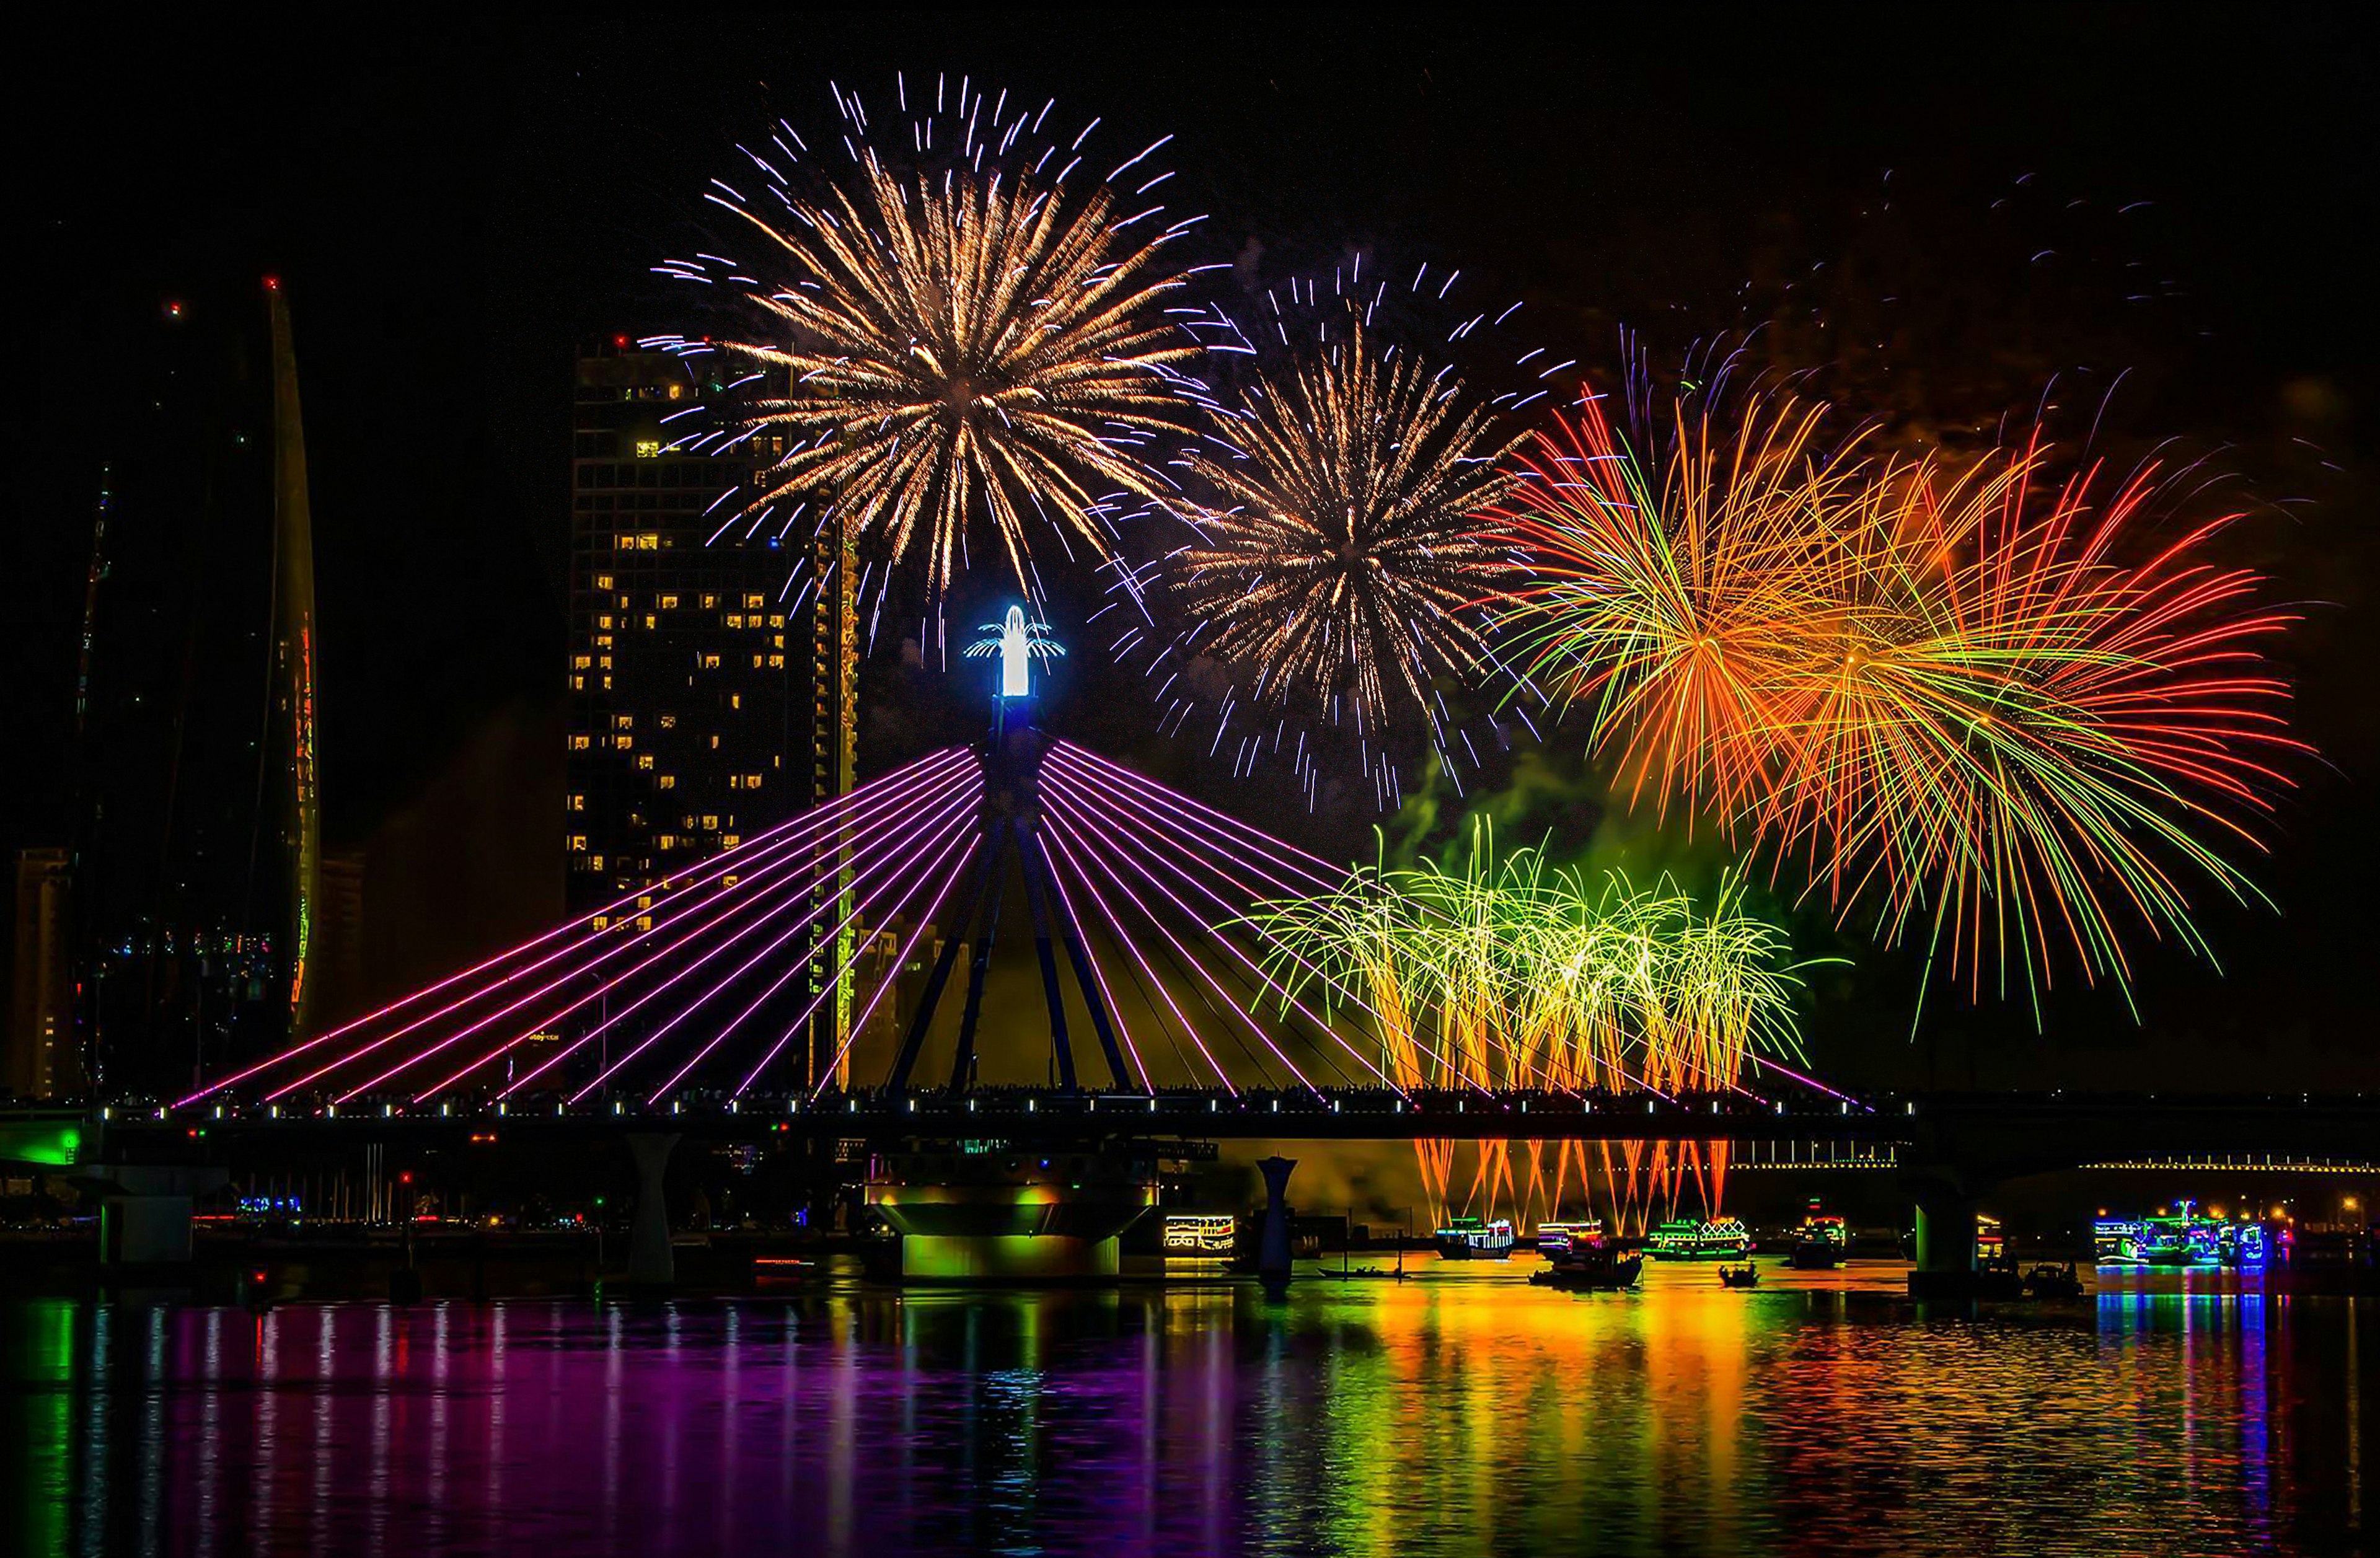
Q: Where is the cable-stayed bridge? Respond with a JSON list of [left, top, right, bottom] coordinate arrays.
[[174, 731, 1855, 1117]]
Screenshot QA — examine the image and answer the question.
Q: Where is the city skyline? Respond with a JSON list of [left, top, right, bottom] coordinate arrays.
[[14, 12, 2375, 1098]]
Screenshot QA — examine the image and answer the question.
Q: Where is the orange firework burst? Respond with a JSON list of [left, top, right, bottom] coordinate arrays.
[[1498, 392, 2304, 1011]]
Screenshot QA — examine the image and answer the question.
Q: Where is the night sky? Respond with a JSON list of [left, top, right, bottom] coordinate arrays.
[[17, 9, 2375, 1096]]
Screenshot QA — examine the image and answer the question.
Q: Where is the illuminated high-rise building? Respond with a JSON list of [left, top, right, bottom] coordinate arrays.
[[566, 343, 798, 915]]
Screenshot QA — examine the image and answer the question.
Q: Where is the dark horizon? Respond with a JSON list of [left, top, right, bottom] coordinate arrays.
[[15, 9, 2375, 1093]]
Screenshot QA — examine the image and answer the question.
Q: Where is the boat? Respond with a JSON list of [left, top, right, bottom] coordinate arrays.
[[1646, 1217, 1753, 1261], [1432, 1216, 1516, 1261], [1532, 1251, 1644, 1290], [1531, 1234, 1642, 1290], [2094, 1200, 2263, 1268], [2024, 1262, 2083, 1299], [1784, 1207, 1848, 1269], [1533, 1220, 1598, 1256], [1717, 1262, 1760, 1288]]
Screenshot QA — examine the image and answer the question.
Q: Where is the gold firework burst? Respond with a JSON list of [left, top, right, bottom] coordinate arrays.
[[724, 152, 1201, 590], [1175, 321, 1522, 718]]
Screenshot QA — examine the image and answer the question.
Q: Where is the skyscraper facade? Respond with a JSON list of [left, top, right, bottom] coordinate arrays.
[[63, 282, 319, 1098], [566, 343, 798, 914]]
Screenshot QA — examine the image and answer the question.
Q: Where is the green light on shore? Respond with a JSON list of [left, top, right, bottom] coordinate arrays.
[[0, 1122, 82, 1168]]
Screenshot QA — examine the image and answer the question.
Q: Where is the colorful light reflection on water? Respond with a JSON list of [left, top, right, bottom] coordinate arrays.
[[3, 1264, 2365, 1556]]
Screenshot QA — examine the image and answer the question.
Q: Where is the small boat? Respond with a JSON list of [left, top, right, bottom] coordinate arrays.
[[2024, 1262, 2083, 1300], [1717, 1263, 1760, 1288], [1533, 1230, 1642, 1290], [1784, 1207, 1848, 1269], [1647, 1217, 1754, 1261], [1433, 1217, 1517, 1261]]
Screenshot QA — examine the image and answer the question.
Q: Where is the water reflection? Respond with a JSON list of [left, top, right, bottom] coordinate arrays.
[[4, 1267, 2366, 1557]]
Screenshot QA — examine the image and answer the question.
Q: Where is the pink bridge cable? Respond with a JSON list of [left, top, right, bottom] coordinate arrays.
[[1039, 760, 1509, 1094], [324, 764, 976, 1102], [1044, 754, 1683, 1104], [1038, 808, 1236, 1093], [1039, 793, 1319, 1094], [630, 786, 981, 1101], [1039, 775, 1404, 1095], [1028, 829, 1150, 1091], [456, 770, 982, 1101], [1047, 743, 1346, 891], [177, 746, 968, 1107], [274, 757, 976, 1102], [812, 829, 985, 1098], [1041, 750, 1331, 904], [731, 800, 985, 1098]]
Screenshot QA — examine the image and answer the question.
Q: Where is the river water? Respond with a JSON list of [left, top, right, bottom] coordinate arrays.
[[6, 1261, 2368, 1556]]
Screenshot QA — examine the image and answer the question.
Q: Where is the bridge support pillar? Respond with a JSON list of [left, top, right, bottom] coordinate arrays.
[[81, 1165, 228, 1269], [1256, 1155, 1295, 1287], [1913, 1189, 1977, 1276], [1905, 1171, 1999, 1296], [625, 1133, 680, 1287]]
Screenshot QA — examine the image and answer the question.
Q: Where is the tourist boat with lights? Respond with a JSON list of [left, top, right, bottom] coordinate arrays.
[[1432, 1216, 1517, 1260], [1646, 1216, 1753, 1261], [2094, 1202, 2268, 1267], [1532, 1220, 1599, 1256], [1530, 1230, 1642, 1290]]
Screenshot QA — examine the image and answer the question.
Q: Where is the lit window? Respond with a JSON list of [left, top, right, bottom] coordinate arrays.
[[666, 384, 682, 400], [615, 715, 635, 729], [721, 834, 739, 848], [567, 835, 588, 851], [659, 594, 680, 610], [570, 734, 591, 750], [744, 594, 765, 609], [658, 714, 677, 729], [702, 594, 718, 609], [572, 655, 592, 670], [701, 815, 718, 830], [595, 575, 615, 590], [568, 794, 586, 811], [633, 439, 661, 459], [589, 855, 604, 871], [699, 653, 721, 669], [570, 675, 585, 692], [728, 694, 741, 710], [710, 734, 720, 748], [658, 774, 676, 790], [636, 754, 654, 770]]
